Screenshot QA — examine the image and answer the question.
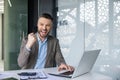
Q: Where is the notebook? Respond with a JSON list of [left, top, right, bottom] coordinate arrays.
[[48, 49, 101, 78]]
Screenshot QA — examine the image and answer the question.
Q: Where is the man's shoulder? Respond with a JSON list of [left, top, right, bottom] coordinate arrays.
[[48, 35, 58, 41]]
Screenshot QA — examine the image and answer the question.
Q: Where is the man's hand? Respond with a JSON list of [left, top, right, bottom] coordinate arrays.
[[58, 63, 74, 72], [26, 33, 37, 49]]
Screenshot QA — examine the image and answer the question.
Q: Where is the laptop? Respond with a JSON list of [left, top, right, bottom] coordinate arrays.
[[48, 49, 101, 78]]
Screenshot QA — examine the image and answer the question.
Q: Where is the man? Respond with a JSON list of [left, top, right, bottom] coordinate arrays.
[[17, 13, 74, 71]]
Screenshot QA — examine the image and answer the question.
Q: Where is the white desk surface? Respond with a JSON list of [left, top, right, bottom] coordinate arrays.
[[0, 67, 112, 80]]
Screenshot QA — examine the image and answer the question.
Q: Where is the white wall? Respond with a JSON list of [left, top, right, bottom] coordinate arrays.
[[0, 14, 2, 60], [57, 0, 120, 80], [57, 0, 85, 67]]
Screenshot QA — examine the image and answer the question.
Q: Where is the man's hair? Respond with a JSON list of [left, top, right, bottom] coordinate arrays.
[[40, 13, 53, 21]]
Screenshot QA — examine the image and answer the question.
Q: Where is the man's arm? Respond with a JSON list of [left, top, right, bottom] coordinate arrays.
[[17, 38, 31, 68], [17, 33, 37, 68], [55, 40, 66, 66], [55, 39, 74, 71]]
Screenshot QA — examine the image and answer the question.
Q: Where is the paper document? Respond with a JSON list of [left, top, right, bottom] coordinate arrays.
[[18, 71, 47, 79], [0, 73, 19, 80]]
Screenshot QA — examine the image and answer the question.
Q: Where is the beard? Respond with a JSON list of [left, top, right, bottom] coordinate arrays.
[[38, 29, 49, 38]]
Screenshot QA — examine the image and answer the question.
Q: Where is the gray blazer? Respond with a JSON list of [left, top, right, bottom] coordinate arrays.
[[17, 34, 66, 69]]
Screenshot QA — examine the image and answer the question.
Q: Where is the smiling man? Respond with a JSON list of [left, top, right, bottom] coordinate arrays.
[[17, 13, 74, 71]]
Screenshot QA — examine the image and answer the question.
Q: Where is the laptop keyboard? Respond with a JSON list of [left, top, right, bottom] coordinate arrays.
[[60, 71, 74, 75]]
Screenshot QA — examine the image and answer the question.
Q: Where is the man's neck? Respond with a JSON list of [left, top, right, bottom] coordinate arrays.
[[37, 32, 48, 42], [39, 35, 47, 42], [40, 37, 45, 42]]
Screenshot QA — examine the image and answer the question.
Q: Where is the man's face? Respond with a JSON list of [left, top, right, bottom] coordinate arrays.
[[37, 17, 52, 38]]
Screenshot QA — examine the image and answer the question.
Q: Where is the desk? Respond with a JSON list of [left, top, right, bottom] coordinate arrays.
[[0, 67, 112, 80]]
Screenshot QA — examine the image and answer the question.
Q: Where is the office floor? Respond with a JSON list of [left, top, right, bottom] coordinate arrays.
[[0, 60, 4, 71]]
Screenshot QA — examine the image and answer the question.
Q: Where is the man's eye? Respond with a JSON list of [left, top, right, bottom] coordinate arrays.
[[40, 24, 44, 26], [47, 25, 51, 27]]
